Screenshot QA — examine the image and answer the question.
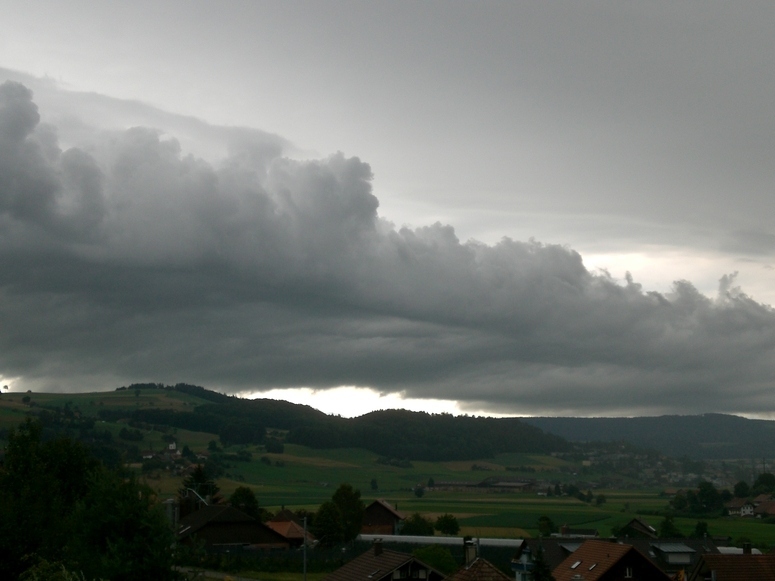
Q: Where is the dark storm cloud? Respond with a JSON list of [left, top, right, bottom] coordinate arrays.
[[1, 80, 775, 416]]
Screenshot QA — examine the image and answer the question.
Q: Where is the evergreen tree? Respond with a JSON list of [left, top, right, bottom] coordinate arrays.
[[178, 463, 222, 514]]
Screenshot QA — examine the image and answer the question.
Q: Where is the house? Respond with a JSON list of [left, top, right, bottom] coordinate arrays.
[[753, 493, 773, 505], [638, 538, 719, 577], [266, 513, 315, 548], [361, 500, 405, 535], [724, 498, 754, 517], [616, 518, 658, 539], [323, 541, 444, 581], [521, 537, 717, 578], [552, 539, 671, 581], [177, 505, 290, 550], [753, 500, 775, 518], [687, 553, 775, 581]]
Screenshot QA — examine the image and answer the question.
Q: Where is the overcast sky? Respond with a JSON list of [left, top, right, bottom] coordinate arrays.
[[1, 1, 775, 418]]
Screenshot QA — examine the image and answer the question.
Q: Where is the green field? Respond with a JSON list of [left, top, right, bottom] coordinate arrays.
[[4, 390, 775, 550]]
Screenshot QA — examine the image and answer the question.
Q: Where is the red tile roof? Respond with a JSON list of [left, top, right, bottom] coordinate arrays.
[[552, 539, 670, 581], [553, 540, 632, 581], [267, 520, 315, 542], [689, 554, 775, 581]]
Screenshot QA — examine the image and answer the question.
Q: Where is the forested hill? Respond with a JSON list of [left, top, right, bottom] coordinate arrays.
[[522, 413, 775, 460], [108, 383, 569, 460], [287, 408, 571, 460]]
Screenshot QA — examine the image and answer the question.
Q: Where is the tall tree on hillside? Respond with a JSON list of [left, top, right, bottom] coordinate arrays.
[[331, 483, 365, 542]]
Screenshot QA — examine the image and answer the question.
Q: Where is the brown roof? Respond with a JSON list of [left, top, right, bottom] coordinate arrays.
[[620, 517, 658, 539], [178, 505, 254, 538], [525, 538, 583, 571], [725, 498, 752, 509], [688, 554, 775, 581], [553, 540, 632, 581], [754, 501, 775, 515], [446, 558, 512, 581], [271, 508, 303, 524], [366, 499, 404, 520], [552, 540, 670, 581], [324, 547, 442, 581]]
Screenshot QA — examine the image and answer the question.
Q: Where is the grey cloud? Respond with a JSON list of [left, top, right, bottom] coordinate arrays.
[[1, 81, 775, 416]]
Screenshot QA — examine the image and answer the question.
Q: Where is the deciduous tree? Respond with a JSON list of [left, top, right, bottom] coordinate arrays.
[[434, 514, 460, 536], [331, 483, 365, 542], [230, 486, 260, 520]]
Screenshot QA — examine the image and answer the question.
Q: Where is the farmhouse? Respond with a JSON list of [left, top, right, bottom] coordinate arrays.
[[177, 505, 289, 550], [361, 500, 405, 535], [724, 497, 754, 517]]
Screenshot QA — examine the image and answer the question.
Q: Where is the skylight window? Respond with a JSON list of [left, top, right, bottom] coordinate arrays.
[[571, 561, 581, 569]]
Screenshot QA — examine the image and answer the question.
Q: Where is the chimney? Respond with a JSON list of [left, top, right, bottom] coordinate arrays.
[[743, 542, 752, 555], [464, 540, 477, 567], [561, 524, 569, 536], [374, 539, 383, 556]]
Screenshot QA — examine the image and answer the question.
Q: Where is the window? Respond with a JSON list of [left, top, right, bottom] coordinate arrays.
[[570, 561, 581, 570], [625, 567, 633, 578]]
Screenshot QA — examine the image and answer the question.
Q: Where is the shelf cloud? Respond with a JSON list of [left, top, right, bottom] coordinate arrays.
[[1, 79, 774, 416]]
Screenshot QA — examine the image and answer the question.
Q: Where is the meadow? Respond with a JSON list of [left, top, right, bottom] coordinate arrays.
[[3, 389, 775, 550]]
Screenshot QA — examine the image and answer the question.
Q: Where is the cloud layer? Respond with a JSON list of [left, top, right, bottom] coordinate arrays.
[[1, 80, 774, 416]]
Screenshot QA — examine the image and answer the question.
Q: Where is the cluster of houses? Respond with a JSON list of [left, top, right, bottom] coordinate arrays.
[[172, 497, 775, 581], [328, 535, 775, 581]]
